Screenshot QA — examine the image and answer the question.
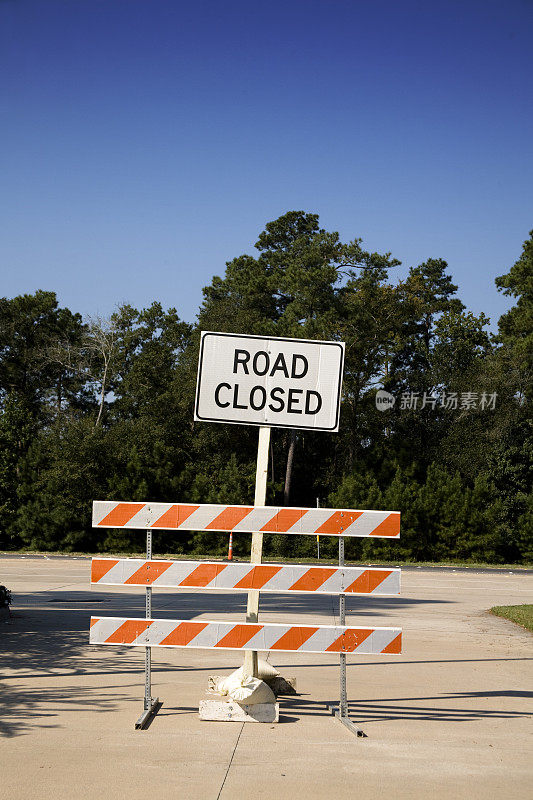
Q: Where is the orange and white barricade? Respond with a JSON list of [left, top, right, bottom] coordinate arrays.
[[90, 498, 402, 732], [91, 558, 400, 595], [92, 501, 400, 538], [90, 617, 402, 654]]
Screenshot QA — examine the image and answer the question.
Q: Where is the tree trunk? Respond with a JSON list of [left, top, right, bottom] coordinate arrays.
[[283, 430, 296, 505], [95, 359, 108, 427]]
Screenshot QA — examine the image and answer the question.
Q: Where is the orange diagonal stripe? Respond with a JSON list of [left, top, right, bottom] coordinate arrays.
[[105, 619, 153, 644], [233, 565, 282, 590], [289, 567, 337, 592], [381, 632, 402, 654], [179, 563, 227, 587], [325, 628, 373, 652], [214, 624, 263, 648], [344, 569, 393, 594], [151, 505, 178, 528], [98, 503, 145, 527], [371, 513, 400, 537], [151, 504, 199, 528], [261, 508, 306, 532], [269, 626, 319, 651], [177, 505, 201, 526], [91, 559, 119, 583], [315, 511, 363, 535], [124, 560, 173, 585], [159, 621, 208, 646], [90, 617, 99, 628], [205, 506, 253, 530]]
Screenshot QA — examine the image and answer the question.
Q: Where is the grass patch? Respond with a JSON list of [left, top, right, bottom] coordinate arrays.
[[490, 604, 533, 633]]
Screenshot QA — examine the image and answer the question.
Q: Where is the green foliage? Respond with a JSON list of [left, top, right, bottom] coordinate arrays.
[[0, 215, 531, 564], [0, 290, 85, 417], [330, 462, 523, 565], [496, 230, 533, 400]]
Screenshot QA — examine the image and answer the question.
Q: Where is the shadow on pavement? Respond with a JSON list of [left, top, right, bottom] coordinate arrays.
[[0, 679, 140, 739], [1, 597, 235, 739], [0, 586, 454, 740], [2, 586, 443, 682], [272, 656, 533, 669], [9, 586, 450, 614], [280, 692, 533, 723]]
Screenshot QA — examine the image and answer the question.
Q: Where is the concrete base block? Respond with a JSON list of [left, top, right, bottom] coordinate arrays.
[[199, 699, 279, 723]]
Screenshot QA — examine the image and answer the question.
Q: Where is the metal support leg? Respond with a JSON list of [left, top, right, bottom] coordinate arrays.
[[327, 535, 366, 738], [135, 528, 160, 729], [338, 537, 348, 718]]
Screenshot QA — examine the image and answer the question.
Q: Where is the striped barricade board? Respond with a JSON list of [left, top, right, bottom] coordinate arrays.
[[92, 501, 400, 538], [90, 617, 402, 654], [91, 558, 401, 595]]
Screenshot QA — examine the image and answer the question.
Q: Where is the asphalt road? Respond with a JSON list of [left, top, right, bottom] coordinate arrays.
[[1, 557, 532, 799]]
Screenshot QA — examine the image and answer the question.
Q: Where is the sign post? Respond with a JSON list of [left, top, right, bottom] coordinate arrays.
[[244, 425, 271, 677], [90, 331, 403, 734], [195, 331, 345, 678]]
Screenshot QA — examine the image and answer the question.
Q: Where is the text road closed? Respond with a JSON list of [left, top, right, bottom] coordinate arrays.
[[194, 332, 345, 431]]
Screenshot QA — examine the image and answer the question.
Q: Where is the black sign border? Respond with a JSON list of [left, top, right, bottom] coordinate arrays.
[[194, 331, 345, 432]]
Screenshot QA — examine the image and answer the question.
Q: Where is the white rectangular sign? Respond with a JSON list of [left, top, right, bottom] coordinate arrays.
[[194, 332, 345, 431]]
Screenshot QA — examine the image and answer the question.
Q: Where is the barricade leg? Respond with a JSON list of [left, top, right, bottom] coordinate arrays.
[[327, 535, 366, 738], [135, 528, 160, 729]]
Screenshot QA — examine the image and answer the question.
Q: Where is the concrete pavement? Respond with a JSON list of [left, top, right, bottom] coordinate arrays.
[[1, 557, 532, 799]]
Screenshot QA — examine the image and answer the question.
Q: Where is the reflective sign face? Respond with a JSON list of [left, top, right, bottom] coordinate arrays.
[[194, 332, 345, 431]]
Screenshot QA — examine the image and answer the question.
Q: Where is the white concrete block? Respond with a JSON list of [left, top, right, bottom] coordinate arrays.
[[199, 699, 279, 723]]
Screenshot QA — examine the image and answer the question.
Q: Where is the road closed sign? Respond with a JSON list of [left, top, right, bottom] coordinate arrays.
[[194, 332, 345, 431]]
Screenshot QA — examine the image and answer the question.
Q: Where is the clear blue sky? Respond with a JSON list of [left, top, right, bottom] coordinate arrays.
[[1, 0, 532, 329]]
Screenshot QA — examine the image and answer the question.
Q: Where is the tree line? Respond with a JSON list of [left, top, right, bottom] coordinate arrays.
[[0, 212, 531, 563]]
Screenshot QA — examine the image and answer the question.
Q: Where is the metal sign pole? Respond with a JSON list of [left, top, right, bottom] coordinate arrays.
[[144, 528, 153, 709], [339, 535, 347, 718], [243, 425, 271, 678], [135, 528, 160, 729], [327, 532, 366, 737], [316, 498, 320, 560]]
